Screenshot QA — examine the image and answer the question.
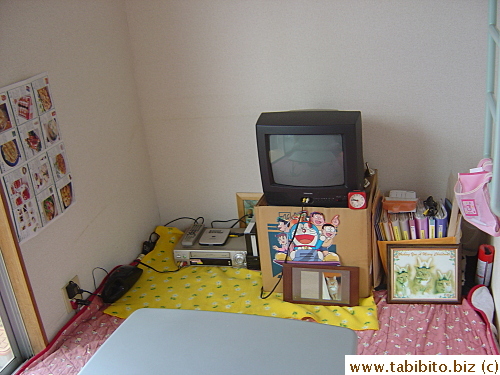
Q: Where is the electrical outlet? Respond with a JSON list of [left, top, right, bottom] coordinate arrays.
[[62, 275, 81, 313]]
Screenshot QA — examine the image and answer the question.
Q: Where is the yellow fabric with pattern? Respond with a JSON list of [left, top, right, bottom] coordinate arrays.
[[104, 226, 378, 330]]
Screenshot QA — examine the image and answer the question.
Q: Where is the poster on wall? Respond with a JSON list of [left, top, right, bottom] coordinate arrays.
[[0, 73, 75, 243]]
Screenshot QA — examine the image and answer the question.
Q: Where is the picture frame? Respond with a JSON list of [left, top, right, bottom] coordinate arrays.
[[236, 192, 263, 227], [282, 263, 359, 306], [387, 244, 461, 304]]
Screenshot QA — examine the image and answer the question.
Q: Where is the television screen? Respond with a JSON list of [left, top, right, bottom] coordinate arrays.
[[269, 134, 344, 187], [256, 110, 364, 207]]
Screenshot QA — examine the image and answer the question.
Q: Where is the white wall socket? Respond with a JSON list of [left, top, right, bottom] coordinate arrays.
[[62, 275, 82, 313]]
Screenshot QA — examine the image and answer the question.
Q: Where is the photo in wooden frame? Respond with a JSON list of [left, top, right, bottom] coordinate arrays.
[[387, 244, 461, 304], [236, 192, 262, 227], [282, 263, 359, 306]]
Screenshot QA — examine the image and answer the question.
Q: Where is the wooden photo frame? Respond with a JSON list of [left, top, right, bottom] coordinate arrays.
[[282, 263, 359, 306], [236, 193, 262, 227], [387, 245, 461, 304]]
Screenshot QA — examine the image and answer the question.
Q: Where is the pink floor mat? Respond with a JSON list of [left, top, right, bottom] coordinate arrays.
[[356, 290, 499, 355], [16, 294, 122, 375], [16, 289, 499, 374]]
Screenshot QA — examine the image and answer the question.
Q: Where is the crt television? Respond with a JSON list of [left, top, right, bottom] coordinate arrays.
[[256, 110, 365, 208]]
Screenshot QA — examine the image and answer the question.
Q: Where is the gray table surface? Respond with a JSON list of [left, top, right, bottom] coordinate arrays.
[[78, 308, 357, 375]]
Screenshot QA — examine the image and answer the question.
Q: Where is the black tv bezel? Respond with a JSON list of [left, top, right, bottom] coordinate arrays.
[[256, 110, 364, 207]]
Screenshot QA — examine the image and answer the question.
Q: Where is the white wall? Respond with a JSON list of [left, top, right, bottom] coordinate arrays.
[[126, 0, 488, 226], [0, 1, 160, 339]]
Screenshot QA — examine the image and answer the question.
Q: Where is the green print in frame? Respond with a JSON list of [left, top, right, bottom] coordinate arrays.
[[387, 245, 461, 304], [236, 192, 262, 227]]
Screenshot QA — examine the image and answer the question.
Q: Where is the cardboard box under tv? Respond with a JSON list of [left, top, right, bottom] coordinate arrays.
[[255, 196, 375, 298]]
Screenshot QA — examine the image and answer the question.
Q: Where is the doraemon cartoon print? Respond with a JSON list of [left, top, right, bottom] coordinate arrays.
[[270, 210, 341, 274]]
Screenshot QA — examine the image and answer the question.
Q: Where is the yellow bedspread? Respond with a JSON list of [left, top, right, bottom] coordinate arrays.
[[104, 226, 379, 330]]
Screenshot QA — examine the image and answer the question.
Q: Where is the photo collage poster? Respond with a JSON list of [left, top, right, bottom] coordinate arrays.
[[0, 73, 75, 243]]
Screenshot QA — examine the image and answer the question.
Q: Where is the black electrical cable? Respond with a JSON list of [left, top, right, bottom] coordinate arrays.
[[231, 215, 250, 228], [283, 209, 306, 266], [79, 289, 99, 297], [260, 204, 305, 299], [260, 275, 283, 299], [210, 214, 253, 228], [144, 216, 205, 244], [163, 216, 204, 227], [142, 217, 205, 254], [92, 267, 109, 290], [137, 261, 184, 273]]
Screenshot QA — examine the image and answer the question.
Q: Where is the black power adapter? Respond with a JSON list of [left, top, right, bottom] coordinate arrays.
[[142, 232, 159, 254], [65, 281, 81, 300], [142, 240, 156, 254]]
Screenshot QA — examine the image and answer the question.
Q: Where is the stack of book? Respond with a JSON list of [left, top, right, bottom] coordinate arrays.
[[374, 197, 451, 241]]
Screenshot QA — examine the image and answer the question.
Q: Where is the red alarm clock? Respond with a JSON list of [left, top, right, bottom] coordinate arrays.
[[348, 191, 367, 209]]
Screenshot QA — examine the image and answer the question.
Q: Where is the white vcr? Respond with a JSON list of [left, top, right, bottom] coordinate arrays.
[[173, 228, 247, 267]]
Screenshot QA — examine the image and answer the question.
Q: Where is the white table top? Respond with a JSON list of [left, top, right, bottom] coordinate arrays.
[[79, 308, 357, 375]]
